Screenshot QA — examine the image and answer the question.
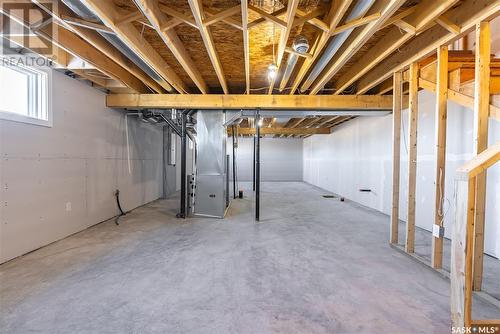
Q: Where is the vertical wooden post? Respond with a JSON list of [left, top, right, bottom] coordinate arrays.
[[432, 46, 448, 269], [451, 177, 476, 327], [390, 71, 402, 244], [472, 21, 490, 291], [406, 62, 418, 254]]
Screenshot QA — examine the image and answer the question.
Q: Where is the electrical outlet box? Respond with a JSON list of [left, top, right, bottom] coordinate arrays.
[[433, 224, 444, 238], [65, 202, 72, 212]]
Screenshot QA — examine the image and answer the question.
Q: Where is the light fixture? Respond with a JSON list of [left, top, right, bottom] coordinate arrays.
[[267, 63, 278, 82], [257, 119, 263, 127]]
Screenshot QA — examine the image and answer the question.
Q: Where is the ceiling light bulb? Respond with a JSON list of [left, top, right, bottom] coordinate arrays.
[[257, 119, 263, 127], [267, 63, 278, 81]]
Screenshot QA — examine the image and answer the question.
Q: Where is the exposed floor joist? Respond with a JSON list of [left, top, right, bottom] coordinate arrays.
[[79, 0, 187, 93], [355, 0, 500, 94]]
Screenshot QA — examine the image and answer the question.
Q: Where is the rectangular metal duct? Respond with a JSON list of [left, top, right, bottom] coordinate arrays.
[[194, 111, 228, 218]]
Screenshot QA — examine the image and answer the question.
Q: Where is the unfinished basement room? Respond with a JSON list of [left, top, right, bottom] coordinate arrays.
[[1, 0, 500, 333]]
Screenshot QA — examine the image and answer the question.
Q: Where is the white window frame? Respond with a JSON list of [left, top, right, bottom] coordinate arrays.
[[0, 57, 52, 127]]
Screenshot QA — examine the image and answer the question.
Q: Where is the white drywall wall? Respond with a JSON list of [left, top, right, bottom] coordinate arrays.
[[304, 90, 500, 258], [228, 137, 303, 181], [0, 69, 163, 263]]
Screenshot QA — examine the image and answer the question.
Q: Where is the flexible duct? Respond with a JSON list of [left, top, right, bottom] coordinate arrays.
[[62, 0, 170, 91], [300, 0, 375, 92]]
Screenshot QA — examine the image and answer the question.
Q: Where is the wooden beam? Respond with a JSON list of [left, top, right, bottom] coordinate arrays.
[[390, 71, 402, 245], [288, 0, 354, 94], [229, 127, 331, 135], [188, 0, 228, 93], [432, 45, 448, 269], [117, 10, 144, 25], [329, 12, 382, 37], [435, 14, 460, 34], [158, 5, 198, 29], [296, 8, 328, 32], [247, 7, 286, 29], [268, 0, 300, 94], [81, 0, 187, 93], [335, 0, 459, 95], [309, 0, 406, 94], [354, 0, 498, 95], [292, 8, 325, 29], [379, 5, 417, 30], [406, 62, 419, 254], [135, 0, 208, 94], [248, 5, 287, 28], [205, 8, 242, 30], [203, 5, 241, 26], [285, 47, 312, 59], [393, 19, 416, 34], [472, 21, 490, 292], [241, 0, 250, 94], [106, 94, 394, 110], [61, 15, 113, 33]]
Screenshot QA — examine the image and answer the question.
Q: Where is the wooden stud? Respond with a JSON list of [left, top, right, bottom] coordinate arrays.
[[292, 8, 325, 29], [106, 94, 394, 110], [472, 21, 490, 292], [188, 0, 229, 94], [380, 5, 417, 30], [432, 45, 448, 269], [390, 71, 402, 245], [61, 15, 113, 33], [158, 5, 198, 29], [393, 19, 416, 35], [135, 0, 208, 94], [117, 11, 144, 25], [247, 7, 286, 29], [418, 78, 500, 121], [295, 8, 328, 32], [406, 62, 419, 254]]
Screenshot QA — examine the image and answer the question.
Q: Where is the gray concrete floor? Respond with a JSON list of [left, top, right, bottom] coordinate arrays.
[[1, 182, 499, 334]]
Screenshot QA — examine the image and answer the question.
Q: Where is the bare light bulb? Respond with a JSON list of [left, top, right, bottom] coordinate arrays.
[[267, 63, 278, 82], [257, 119, 263, 127]]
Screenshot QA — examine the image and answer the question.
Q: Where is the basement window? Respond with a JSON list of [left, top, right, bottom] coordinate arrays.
[[0, 61, 51, 126]]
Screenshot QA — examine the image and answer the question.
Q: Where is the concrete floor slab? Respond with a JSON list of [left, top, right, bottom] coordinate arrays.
[[1, 182, 498, 333]]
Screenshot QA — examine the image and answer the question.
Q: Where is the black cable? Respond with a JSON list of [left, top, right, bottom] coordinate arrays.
[[114, 189, 127, 225]]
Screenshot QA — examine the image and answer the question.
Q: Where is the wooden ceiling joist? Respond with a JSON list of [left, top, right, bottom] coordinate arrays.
[[28, 1, 165, 93], [334, 0, 459, 95], [308, 0, 406, 95], [203, 5, 241, 26], [187, 0, 229, 93], [248, 5, 287, 28], [135, 0, 208, 94], [288, 0, 354, 94], [241, 0, 250, 94], [267, 0, 300, 94], [79, 0, 187, 93], [355, 0, 500, 95], [106, 94, 394, 110]]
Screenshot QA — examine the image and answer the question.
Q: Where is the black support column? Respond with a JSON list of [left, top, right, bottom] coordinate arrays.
[[255, 111, 260, 222], [176, 112, 187, 218]]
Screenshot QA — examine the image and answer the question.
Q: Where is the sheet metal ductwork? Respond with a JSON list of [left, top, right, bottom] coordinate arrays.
[[194, 111, 228, 218], [61, 0, 171, 92], [300, 0, 375, 92], [279, 35, 309, 92]]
